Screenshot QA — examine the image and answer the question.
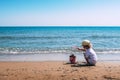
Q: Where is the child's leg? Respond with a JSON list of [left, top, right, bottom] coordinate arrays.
[[88, 60, 96, 66]]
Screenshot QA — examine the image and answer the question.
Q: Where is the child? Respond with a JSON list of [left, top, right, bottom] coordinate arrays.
[[76, 40, 97, 66]]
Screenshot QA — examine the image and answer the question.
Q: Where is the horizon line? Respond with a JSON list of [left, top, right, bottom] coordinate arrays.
[[0, 25, 120, 27]]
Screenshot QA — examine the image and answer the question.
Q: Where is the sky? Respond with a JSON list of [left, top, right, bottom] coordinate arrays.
[[0, 0, 120, 26]]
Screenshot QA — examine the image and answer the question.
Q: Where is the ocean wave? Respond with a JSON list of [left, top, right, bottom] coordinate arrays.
[[95, 49, 120, 54], [0, 49, 72, 55], [0, 47, 120, 55], [0, 36, 75, 40], [88, 35, 120, 39]]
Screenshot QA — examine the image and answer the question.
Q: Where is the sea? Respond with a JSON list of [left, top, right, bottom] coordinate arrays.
[[0, 26, 120, 61]]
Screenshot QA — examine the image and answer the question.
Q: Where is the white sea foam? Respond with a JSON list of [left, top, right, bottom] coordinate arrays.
[[0, 47, 120, 55]]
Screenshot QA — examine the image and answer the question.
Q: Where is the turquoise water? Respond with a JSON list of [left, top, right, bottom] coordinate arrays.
[[0, 26, 120, 61], [0, 26, 120, 54]]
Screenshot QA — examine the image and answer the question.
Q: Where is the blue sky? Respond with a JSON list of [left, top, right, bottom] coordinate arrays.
[[0, 0, 120, 26]]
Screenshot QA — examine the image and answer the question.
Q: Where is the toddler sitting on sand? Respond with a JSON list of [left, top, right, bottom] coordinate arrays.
[[75, 40, 97, 66]]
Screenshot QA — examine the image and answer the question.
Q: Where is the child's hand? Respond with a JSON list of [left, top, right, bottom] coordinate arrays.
[[72, 46, 85, 51]]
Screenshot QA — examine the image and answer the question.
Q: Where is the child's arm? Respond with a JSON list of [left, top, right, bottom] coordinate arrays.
[[83, 53, 90, 64], [85, 57, 89, 64], [73, 46, 85, 51], [76, 48, 85, 51], [72, 46, 85, 51]]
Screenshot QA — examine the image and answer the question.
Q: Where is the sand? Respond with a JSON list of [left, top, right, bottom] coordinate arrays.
[[0, 61, 120, 80]]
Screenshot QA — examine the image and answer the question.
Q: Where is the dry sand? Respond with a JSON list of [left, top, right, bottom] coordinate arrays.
[[0, 61, 120, 80]]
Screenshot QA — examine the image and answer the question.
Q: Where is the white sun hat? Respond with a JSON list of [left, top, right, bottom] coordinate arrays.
[[82, 40, 91, 46]]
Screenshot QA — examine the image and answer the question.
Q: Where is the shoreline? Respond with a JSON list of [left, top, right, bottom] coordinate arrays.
[[0, 61, 120, 80], [1, 53, 120, 62]]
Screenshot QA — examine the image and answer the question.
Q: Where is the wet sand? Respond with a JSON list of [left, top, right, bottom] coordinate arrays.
[[0, 61, 120, 80]]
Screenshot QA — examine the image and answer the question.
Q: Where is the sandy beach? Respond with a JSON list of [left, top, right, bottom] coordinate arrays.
[[0, 61, 120, 80]]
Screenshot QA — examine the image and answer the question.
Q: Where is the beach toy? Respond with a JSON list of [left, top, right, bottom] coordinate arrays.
[[69, 54, 76, 64]]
